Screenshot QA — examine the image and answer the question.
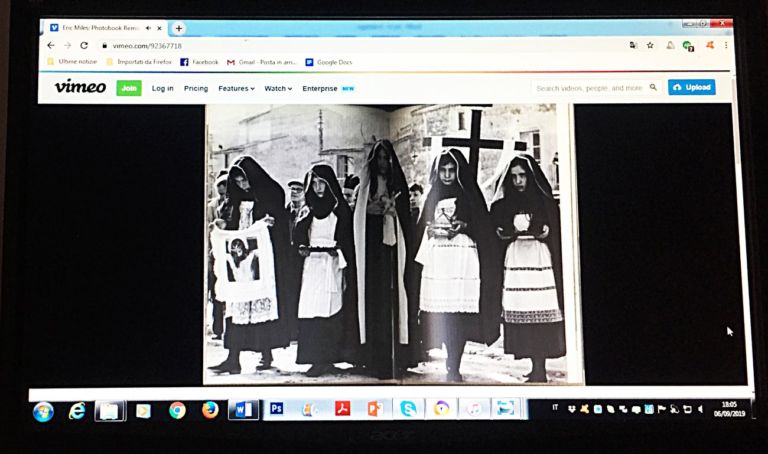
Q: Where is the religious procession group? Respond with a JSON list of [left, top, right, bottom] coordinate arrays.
[[206, 139, 565, 383]]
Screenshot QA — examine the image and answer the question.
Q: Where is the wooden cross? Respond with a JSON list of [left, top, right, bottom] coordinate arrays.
[[441, 109, 504, 178], [211, 145, 245, 169]]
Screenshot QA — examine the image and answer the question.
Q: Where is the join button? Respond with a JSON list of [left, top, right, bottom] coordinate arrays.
[[117, 80, 142, 96], [668, 79, 716, 96]]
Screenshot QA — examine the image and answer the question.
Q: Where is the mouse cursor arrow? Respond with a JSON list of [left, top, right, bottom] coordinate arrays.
[[727, 327, 734, 336]]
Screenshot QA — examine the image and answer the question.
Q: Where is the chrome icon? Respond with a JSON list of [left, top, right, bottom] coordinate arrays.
[[169, 401, 186, 420], [433, 400, 450, 416], [202, 401, 219, 419], [33, 402, 54, 423]]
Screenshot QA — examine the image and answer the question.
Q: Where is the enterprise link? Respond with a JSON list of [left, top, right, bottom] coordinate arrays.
[[303, 85, 338, 93]]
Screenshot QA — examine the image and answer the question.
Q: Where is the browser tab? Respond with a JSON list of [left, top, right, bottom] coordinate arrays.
[[41, 19, 167, 36]]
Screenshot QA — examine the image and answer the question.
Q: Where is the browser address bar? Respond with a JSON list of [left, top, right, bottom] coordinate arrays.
[[533, 79, 664, 95]]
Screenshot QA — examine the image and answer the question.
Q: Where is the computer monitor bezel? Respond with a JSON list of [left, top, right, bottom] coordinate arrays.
[[3, 0, 767, 449]]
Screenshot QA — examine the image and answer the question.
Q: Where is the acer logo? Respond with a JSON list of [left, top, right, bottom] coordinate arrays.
[[55, 78, 106, 93], [369, 430, 416, 442]]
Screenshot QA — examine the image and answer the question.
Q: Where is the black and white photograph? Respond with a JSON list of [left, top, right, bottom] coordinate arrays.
[[203, 104, 583, 385], [225, 238, 259, 282]]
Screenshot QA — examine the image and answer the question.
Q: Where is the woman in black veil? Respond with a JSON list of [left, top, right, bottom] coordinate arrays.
[[353, 139, 416, 379], [414, 148, 501, 382], [208, 155, 293, 374], [490, 154, 565, 383]]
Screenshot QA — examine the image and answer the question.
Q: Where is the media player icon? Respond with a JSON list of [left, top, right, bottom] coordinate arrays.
[[135, 403, 151, 419]]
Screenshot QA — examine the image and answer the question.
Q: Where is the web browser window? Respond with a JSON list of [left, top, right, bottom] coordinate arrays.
[[26, 18, 754, 424]]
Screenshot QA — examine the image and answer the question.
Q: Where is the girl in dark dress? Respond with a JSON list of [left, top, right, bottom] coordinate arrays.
[[413, 148, 502, 382], [490, 154, 566, 383], [293, 164, 359, 377]]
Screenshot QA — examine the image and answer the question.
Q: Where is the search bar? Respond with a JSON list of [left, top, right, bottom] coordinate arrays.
[[533, 80, 663, 95]]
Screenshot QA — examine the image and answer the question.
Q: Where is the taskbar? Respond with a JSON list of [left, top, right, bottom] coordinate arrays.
[[29, 398, 753, 424]]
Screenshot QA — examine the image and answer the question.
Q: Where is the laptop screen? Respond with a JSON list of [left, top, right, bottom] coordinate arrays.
[[18, 17, 757, 427]]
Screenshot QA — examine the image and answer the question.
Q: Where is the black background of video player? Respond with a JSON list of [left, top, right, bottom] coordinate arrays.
[[574, 104, 747, 385], [13, 103, 748, 386]]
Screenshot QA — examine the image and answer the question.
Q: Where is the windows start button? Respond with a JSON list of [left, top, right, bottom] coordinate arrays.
[[668, 79, 716, 96]]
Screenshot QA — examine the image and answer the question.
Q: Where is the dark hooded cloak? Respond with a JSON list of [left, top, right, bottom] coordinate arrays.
[[221, 155, 293, 351], [489, 154, 565, 359], [293, 164, 359, 364], [414, 148, 502, 346], [490, 154, 563, 312], [353, 139, 417, 378]]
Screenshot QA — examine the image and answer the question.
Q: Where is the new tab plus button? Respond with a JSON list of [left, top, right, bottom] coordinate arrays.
[[668, 79, 716, 95]]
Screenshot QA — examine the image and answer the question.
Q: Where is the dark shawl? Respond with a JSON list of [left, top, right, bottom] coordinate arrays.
[[225, 156, 287, 231], [415, 148, 502, 345]]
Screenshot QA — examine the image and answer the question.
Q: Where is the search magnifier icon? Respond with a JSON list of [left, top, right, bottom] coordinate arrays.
[[649, 83, 658, 91]]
